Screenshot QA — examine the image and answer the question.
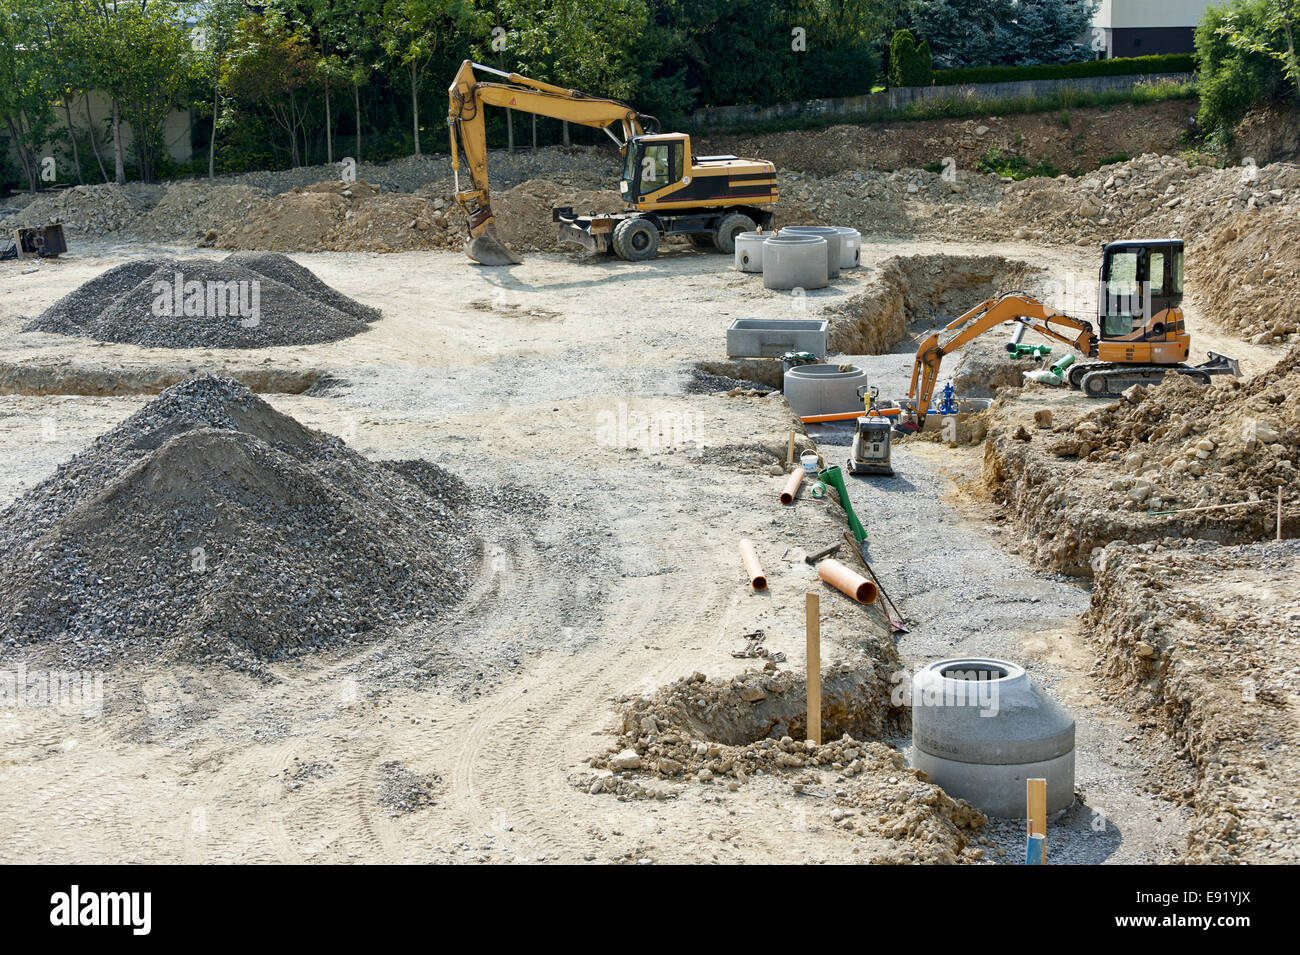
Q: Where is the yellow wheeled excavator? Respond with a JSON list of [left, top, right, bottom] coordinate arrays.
[[906, 239, 1239, 428], [447, 60, 778, 264]]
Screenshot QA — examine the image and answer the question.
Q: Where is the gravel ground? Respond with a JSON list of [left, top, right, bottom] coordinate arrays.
[[0, 375, 478, 672]]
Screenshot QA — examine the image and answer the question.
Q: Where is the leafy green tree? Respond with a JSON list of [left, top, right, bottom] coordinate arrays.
[[223, 11, 321, 167], [191, 0, 245, 178], [1197, 0, 1300, 137], [889, 28, 933, 86], [381, 0, 480, 156], [0, 0, 57, 191]]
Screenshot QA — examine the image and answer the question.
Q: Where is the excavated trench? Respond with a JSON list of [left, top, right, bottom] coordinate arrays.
[[694, 254, 1045, 392], [0, 361, 323, 397]]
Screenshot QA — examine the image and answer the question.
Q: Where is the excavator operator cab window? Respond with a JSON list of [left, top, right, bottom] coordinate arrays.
[[1101, 248, 1144, 337], [624, 139, 684, 199]]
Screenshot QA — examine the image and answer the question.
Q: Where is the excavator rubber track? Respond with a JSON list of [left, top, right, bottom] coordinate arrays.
[[1070, 351, 1241, 398]]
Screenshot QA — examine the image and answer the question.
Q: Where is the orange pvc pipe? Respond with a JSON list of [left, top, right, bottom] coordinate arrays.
[[780, 469, 804, 505], [817, 558, 878, 604], [738, 538, 767, 591], [800, 409, 901, 423]]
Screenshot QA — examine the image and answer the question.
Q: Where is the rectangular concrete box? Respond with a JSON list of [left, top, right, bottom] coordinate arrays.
[[726, 318, 828, 359]]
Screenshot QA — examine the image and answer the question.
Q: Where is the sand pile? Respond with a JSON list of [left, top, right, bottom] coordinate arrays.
[[0, 376, 475, 671], [23, 252, 379, 348], [1086, 539, 1300, 863]]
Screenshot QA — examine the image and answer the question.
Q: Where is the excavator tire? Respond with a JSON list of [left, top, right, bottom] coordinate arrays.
[[612, 217, 660, 261], [713, 213, 755, 254]]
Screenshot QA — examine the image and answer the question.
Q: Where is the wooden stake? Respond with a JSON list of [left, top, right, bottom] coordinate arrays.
[[1279, 487, 1284, 541], [787, 430, 795, 465], [805, 592, 821, 746], [1026, 778, 1047, 862]]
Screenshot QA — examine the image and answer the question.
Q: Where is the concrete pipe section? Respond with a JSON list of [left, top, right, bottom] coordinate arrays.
[[782, 363, 868, 417], [762, 234, 829, 291], [778, 226, 842, 279], [733, 231, 767, 273], [910, 657, 1076, 818], [833, 227, 862, 269]]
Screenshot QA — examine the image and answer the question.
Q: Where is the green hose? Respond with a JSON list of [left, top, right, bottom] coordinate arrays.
[[818, 465, 868, 544]]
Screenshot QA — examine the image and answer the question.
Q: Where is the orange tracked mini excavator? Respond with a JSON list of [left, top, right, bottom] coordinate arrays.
[[906, 239, 1239, 427]]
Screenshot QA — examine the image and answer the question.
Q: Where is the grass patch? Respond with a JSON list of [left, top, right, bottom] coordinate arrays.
[[692, 81, 1197, 137], [976, 148, 1060, 180]]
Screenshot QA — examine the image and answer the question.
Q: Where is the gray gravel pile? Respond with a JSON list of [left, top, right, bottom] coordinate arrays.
[[23, 252, 380, 348], [376, 761, 440, 816], [0, 375, 476, 671], [0, 183, 159, 237]]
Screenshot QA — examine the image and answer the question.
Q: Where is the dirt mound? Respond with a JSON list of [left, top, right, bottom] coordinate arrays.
[[1085, 539, 1300, 863], [23, 252, 378, 348], [984, 349, 1299, 574], [484, 178, 623, 252], [131, 182, 266, 244], [576, 667, 987, 864], [827, 254, 1043, 354], [1, 183, 156, 238], [0, 376, 475, 671], [215, 179, 461, 253]]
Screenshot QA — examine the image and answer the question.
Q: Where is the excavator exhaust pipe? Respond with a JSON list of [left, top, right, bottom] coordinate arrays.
[[467, 224, 522, 266]]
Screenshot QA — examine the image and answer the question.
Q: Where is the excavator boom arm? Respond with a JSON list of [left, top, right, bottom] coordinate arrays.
[[447, 60, 651, 263], [907, 294, 1096, 428]]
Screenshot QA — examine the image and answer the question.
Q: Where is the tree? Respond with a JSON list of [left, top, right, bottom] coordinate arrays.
[[381, 0, 479, 156], [223, 12, 321, 167], [0, 0, 57, 191], [889, 28, 933, 86], [908, 0, 1094, 69], [1197, 0, 1300, 137], [192, 0, 245, 178]]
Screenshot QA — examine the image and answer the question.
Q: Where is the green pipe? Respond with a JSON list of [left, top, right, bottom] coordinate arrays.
[[1049, 353, 1076, 376], [1009, 343, 1052, 359], [818, 465, 868, 544]]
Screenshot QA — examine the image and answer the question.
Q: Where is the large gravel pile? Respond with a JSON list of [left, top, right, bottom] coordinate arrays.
[[23, 251, 380, 348], [0, 376, 476, 671], [131, 182, 266, 244]]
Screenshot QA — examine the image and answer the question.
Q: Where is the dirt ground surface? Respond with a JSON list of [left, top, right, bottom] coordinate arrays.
[[3, 96, 1298, 862], [4, 229, 1286, 865]]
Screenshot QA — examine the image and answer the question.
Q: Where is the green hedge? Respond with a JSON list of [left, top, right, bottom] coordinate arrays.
[[933, 54, 1196, 86]]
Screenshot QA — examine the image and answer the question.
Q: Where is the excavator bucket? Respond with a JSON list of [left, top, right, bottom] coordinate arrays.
[[467, 224, 522, 266]]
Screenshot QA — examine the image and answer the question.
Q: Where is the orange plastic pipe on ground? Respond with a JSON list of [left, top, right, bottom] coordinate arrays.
[[738, 538, 767, 590], [800, 409, 900, 424], [817, 558, 878, 604], [779, 469, 804, 505]]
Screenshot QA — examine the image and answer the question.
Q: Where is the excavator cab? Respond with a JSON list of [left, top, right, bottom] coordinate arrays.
[[620, 134, 688, 203], [1097, 239, 1184, 340]]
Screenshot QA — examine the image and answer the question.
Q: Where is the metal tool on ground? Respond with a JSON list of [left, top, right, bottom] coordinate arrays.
[[803, 542, 841, 565], [905, 239, 1240, 427], [841, 530, 908, 634], [847, 385, 895, 477], [448, 60, 777, 264]]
